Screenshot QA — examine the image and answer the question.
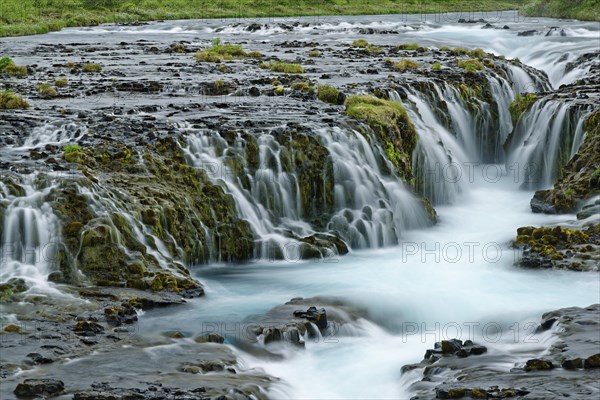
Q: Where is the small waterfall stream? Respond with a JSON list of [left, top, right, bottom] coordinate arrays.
[[0, 174, 62, 294], [183, 123, 431, 257], [506, 99, 593, 189]]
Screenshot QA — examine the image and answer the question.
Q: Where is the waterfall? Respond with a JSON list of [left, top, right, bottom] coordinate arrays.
[[183, 127, 306, 259], [183, 123, 431, 256], [318, 126, 429, 249], [0, 174, 62, 294], [0, 120, 92, 294], [391, 87, 469, 205], [505, 99, 591, 189], [388, 69, 536, 204]]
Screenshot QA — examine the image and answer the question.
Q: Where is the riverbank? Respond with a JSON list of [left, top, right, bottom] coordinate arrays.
[[3, 1, 599, 38], [523, 0, 600, 21], [0, 0, 526, 38]]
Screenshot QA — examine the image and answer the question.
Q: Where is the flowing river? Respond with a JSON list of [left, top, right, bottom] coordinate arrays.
[[1, 10, 599, 400]]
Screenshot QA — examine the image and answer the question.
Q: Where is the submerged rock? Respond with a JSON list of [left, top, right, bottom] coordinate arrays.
[[14, 379, 65, 397], [404, 305, 600, 400]]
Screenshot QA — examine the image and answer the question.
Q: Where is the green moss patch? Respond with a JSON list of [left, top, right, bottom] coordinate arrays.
[[345, 95, 417, 182]]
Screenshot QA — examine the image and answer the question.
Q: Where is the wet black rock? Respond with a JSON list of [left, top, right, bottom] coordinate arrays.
[[546, 27, 567, 37], [525, 359, 554, 371], [405, 305, 600, 399], [562, 357, 583, 369], [518, 29, 538, 37], [294, 306, 328, 330], [73, 320, 105, 336], [246, 23, 262, 32], [436, 386, 529, 399], [584, 354, 600, 369], [577, 201, 600, 220], [25, 352, 54, 364], [14, 378, 65, 397], [194, 333, 225, 344]]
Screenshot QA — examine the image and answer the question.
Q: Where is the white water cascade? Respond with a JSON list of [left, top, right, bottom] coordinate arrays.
[[318, 126, 429, 248], [0, 122, 89, 295], [506, 99, 593, 189], [183, 124, 432, 257], [0, 174, 62, 295], [389, 68, 545, 204]]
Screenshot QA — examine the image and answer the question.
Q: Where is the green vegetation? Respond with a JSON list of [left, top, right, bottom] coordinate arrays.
[[3, 1, 595, 38], [5, 65, 28, 77], [82, 63, 102, 72], [0, 57, 14, 70], [396, 43, 421, 51], [509, 93, 538, 123], [64, 144, 82, 153], [592, 168, 600, 185], [457, 58, 484, 73], [392, 59, 419, 72], [195, 39, 244, 62], [261, 61, 303, 74], [273, 86, 285, 96], [169, 42, 187, 53], [291, 81, 314, 93], [451, 47, 469, 55], [2, 63, 28, 77], [344, 95, 417, 182], [564, 188, 575, 199], [195, 39, 262, 62], [345, 96, 412, 133], [351, 40, 382, 54], [246, 51, 263, 59], [523, 0, 599, 21], [585, 109, 600, 137], [0, 91, 30, 109], [483, 59, 496, 69], [468, 48, 487, 59], [317, 84, 343, 105], [352, 39, 369, 48], [308, 50, 320, 57], [431, 62, 442, 71], [37, 83, 58, 98], [54, 78, 69, 87]]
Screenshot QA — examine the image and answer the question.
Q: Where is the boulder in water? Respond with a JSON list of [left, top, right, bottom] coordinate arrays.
[[518, 29, 538, 36], [584, 353, 600, 369], [525, 359, 554, 371], [294, 306, 328, 330], [14, 379, 65, 398]]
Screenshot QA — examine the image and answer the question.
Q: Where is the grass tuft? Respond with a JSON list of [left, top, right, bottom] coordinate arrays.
[[0, 90, 30, 109], [261, 61, 303, 74], [317, 84, 343, 105], [509, 93, 538, 123], [392, 59, 419, 72], [82, 63, 102, 72]]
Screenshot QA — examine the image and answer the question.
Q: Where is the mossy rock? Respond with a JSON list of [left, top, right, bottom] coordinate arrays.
[[530, 109, 600, 213], [345, 95, 417, 183], [525, 359, 554, 371], [276, 133, 335, 226], [3, 177, 26, 197], [3, 324, 23, 333], [584, 353, 600, 369]]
